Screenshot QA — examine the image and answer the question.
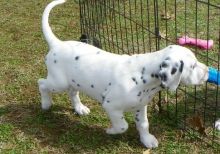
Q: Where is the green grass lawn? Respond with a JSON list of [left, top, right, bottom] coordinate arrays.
[[0, 0, 220, 153]]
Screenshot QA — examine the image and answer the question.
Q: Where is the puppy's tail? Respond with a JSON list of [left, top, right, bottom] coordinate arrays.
[[42, 0, 66, 47]]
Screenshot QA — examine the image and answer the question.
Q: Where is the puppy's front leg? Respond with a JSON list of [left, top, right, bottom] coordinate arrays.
[[68, 88, 90, 115], [135, 106, 158, 148], [103, 102, 128, 134]]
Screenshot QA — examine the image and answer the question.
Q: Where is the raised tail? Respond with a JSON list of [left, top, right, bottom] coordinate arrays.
[[42, 0, 66, 47]]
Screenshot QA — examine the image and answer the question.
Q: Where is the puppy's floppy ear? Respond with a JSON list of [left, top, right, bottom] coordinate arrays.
[[168, 60, 184, 91], [159, 59, 184, 91]]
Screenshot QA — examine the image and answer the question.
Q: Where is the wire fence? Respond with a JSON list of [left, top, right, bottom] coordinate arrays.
[[79, 0, 220, 148]]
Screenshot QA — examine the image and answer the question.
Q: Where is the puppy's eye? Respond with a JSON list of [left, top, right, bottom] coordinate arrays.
[[161, 62, 168, 68]]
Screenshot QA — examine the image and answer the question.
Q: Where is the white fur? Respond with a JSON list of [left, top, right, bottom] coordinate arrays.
[[38, 0, 209, 148], [215, 119, 220, 131]]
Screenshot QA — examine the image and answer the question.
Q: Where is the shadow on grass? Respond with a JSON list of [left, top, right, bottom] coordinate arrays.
[[1, 86, 219, 152], [0, 103, 145, 152]]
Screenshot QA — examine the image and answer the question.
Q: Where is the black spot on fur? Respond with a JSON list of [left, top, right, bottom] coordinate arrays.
[[75, 56, 80, 60], [102, 95, 105, 101], [107, 100, 110, 103], [121, 117, 124, 119], [91, 85, 94, 88], [151, 87, 156, 91], [132, 77, 136, 82], [136, 110, 140, 112], [72, 79, 75, 83], [96, 51, 101, 54], [142, 79, 147, 84], [141, 67, 146, 74], [135, 117, 139, 122], [53, 53, 56, 56], [179, 60, 184, 72], [152, 73, 159, 78], [132, 77, 138, 85], [54, 60, 57, 63], [165, 57, 171, 60], [160, 73, 167, 81], [141, 76, 143, 79], [109, 82, 112, 86], [77, 84, 80, 87], [171, 67, 177, 75], [121, 128, 125, 130], [137, 91, 142, 97]]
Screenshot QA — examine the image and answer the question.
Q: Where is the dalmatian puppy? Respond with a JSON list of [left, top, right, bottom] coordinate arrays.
[[38, 0, 209, 148]]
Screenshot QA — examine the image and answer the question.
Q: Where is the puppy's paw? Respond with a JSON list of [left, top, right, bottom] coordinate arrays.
[[215, 119, 220, 131], [41, 101, 52, 110], [75, 104, 90, 115], [141, 133, 158, 149], [106, 123, 128, 135], [106, 127, 126, 134]]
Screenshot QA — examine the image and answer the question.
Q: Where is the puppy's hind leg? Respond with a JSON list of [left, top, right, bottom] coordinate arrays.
[[38, 78, 53, 110], [68, 88, 90, 115], [38, 75, 69, 110]]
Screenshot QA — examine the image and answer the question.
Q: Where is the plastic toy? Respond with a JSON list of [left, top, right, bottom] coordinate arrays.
[[207, 67, 220, 85], [178, 36, 213, 50]]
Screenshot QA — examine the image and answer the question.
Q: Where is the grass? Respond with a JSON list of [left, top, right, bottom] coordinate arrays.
[[0, 0, 220, 153]]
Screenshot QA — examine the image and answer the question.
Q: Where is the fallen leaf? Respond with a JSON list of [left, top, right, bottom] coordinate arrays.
[[188, 115, 203, 128], [159, 31, 167, 39], [154, 103, 160, 112], [161, 12, 174, 20], [187, 115, 207, 135]]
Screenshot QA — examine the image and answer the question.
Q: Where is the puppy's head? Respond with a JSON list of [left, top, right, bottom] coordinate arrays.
[[158, 46, 208, 91]]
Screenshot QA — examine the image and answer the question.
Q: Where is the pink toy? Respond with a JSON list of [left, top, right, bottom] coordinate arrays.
[[178, 36, 213, 50]]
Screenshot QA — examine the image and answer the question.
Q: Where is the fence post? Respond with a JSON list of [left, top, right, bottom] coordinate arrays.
[[153, 0, 163, 113]]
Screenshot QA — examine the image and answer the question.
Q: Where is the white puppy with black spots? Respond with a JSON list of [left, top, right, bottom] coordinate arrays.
[[38, 0, 209, 148]]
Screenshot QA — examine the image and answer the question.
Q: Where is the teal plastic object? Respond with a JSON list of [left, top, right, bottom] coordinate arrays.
[[207, 67, 220, 85]]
